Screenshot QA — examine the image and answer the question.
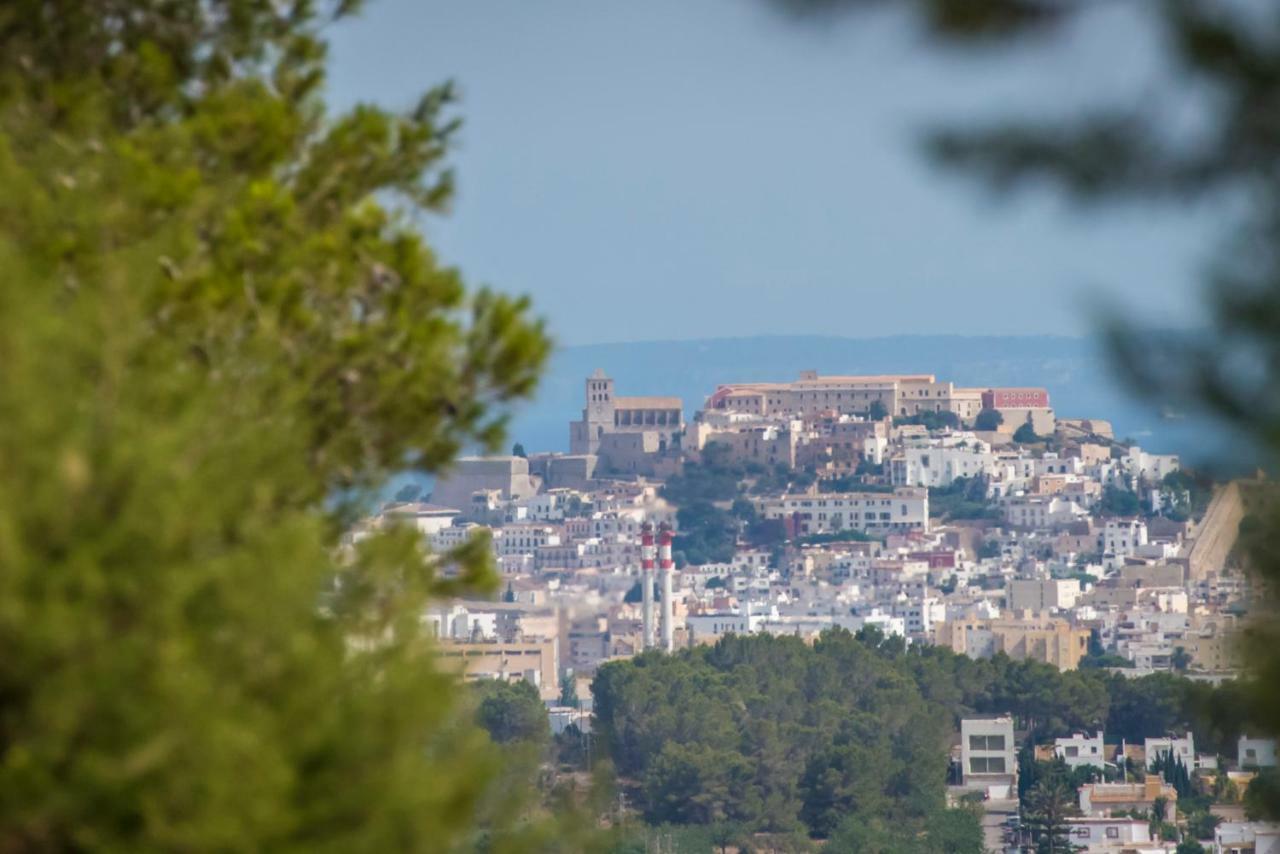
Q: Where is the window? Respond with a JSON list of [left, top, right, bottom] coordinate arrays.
[[1064, 746, 1079, 757], [969, 735, 1006, 751], [1105, 828, 1119, 839], [969, 757, 1006, 774]]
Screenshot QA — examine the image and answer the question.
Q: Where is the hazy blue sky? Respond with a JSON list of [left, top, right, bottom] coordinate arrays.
[[328, 1, 1217, 346]]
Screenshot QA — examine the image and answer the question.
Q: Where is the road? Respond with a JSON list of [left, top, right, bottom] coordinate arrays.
[[980, 798, 1019, 853]]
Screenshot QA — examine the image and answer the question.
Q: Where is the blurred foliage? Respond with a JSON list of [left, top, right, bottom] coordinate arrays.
[[0, 1, 587, 850]]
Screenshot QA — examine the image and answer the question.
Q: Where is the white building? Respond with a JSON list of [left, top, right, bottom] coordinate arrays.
[[960, 715, 1016, 790], [564, 511, 643, 540], [1003, 495, 1089, 530], [890, 442, 996, 488], [1215, 821, 1280, 854], [1035, 454, 1085, 477], [1055, 731, 1106, 770], [1061, 817, 1150, 851], [1008, 578, 1081, 612], [548, 706, 592, 736], [1145, 732, 1196, 770], [685, 611, 762, 642], [1239, 736, 1279, 769], [431, 522, 489, 551], [424, 604, 498, 641], [850, 609, 907, 638], [381, 502, 461, 537], [1103, 518, 1149, 558], [760, 488, 929, 536], [892, 597, 947, 636], [492, 524, 562, 557], [513, 492, 568, 522], [1122, 446, 1180, 484]]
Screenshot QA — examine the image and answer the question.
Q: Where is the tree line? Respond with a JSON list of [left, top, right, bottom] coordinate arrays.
[[591, 629, 1262, 850]]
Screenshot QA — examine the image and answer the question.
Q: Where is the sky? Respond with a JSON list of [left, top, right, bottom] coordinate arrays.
[[328, 0, 1219, 347]]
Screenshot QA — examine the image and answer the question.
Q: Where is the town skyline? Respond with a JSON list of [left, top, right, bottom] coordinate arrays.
[[389, 358, 1266, 850], [9, 3, 1279, 851]]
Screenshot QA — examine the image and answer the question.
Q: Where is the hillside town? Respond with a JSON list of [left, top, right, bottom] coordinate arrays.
[[353, 369, 1272, 853], [20, 1, 1280, 851]]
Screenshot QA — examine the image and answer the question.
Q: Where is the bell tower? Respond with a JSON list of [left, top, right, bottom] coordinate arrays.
[[585, 368, 614, 425], [570, 368, 615, 455]]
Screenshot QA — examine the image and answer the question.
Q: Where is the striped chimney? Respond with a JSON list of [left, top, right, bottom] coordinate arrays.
[[641, 522, 656, 571], [658, 522, 675, 652], [640, 522, 655, 649]]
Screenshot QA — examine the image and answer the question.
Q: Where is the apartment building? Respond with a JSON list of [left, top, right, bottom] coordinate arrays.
[[934, 615, 1091, 670], [1103, 518, 1149, 557], [960, 715, 1016, 787], [1008, 578, 1081, 612], [1003, 495, 1089, 529], [705, 371, 986, 422], [435, 637, 559, 700], [890, 442, 997, 488], [1055, 731, 1107, 770], [760, 488, 929, 536], [492, 524, 562, 557]]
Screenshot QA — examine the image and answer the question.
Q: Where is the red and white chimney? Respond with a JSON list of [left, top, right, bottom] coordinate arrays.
[[640, 522, 656, 649], [658, 522, 675, 652]]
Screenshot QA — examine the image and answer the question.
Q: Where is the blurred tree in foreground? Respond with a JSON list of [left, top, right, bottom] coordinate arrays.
[[0, 1, 583, 850], [770, 0, 1280, 815]]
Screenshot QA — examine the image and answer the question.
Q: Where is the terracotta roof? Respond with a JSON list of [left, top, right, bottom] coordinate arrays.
[[615, 396, 683, 409], [794, 374, 935, 385]]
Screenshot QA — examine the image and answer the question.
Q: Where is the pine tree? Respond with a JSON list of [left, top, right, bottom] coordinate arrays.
[[1023, 778, 1081, 854], [0, 3, 585, 850]]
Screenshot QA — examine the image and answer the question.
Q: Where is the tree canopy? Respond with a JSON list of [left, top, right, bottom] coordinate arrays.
[[593, 629, 1249, 842], [974, 409, 1004, 431], [593, 631, 970, 841], [0, 1, 574, 850], [1013, 422, 1039, 444]]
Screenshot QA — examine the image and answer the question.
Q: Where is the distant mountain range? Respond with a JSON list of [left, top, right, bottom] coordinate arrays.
[[503, 334, 1228, 465]]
